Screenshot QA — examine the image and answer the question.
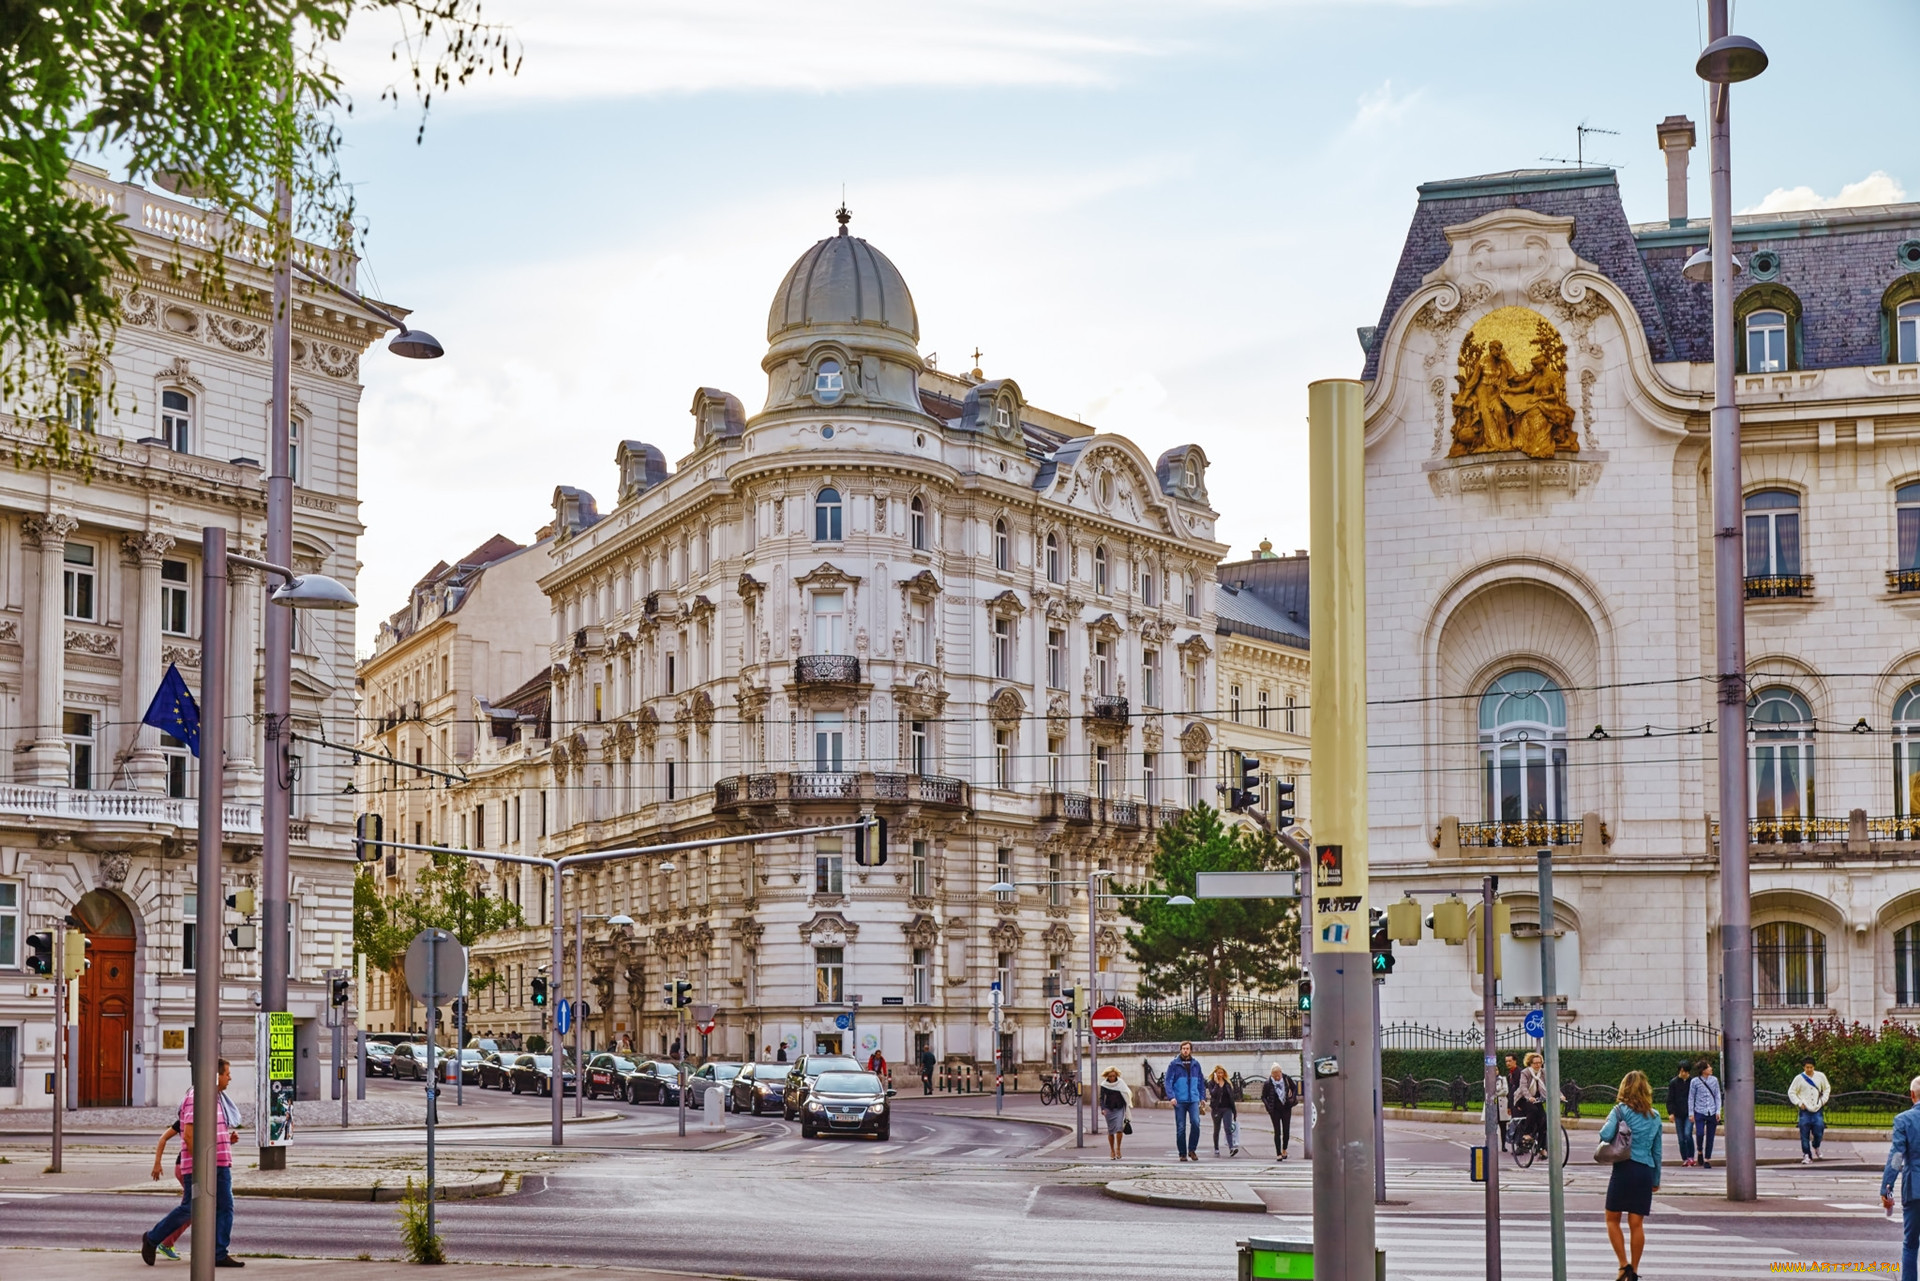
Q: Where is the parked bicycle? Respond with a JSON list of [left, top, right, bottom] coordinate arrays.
[[1038, 1072, 1080, 1105]]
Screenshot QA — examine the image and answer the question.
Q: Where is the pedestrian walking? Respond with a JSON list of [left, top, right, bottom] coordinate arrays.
[[1501, 1054, 1521, 1150], [1689, 1059, 1723, 1169], [1099, 1067, 1133, 1160], [1600, 1070, 1664, 1281], [1163, 1041, 1206, 1162], [141, 1058, 243, 1268], [919, 1045, 936, 1096], [776, 1042, 788, 1063], [1258, 1063, 1297, 1159], [1790, 1058, 1832, 1163], [1207, 1065, 1241, 1157], [148, 1120, 188, 1261], [1665, 1063, 1695, 1166], [1879, 1075, 1920, 1281]]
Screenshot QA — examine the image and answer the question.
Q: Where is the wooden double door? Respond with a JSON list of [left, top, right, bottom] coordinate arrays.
[[74, 890, 136, 1107]]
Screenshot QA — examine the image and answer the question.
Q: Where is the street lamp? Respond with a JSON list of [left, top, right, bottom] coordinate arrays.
[[989, 875, 1192, 1147], [189, 528, 354, 1281], [1697, 0, 1766, 1205], [571, 906, 634, 1117]]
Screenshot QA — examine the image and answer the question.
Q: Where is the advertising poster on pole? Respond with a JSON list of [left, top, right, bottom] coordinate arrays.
[[255, 1012, 295, 1146]]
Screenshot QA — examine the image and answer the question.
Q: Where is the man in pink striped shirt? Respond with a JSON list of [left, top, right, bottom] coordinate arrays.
[[141, 1058, 244, 1268]]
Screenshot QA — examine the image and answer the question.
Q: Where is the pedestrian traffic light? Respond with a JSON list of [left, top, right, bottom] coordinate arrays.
[[226, 888, 256, 916], [663, 979, 692, 1008], [228, 924, 256, 951], [330, 974, 351, 1008], [1220, 754, 1260, 812], [530, 977, 548, 1007], [1273, 779, 1295, 826], [1296, 976, 1312, 1012], [26, 932, 53, 976], [354, 813, 384, 863], [1369, 909, 1395, 976], [852, 814, 888, 866]]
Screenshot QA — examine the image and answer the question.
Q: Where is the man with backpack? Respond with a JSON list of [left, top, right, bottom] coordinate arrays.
[[1259, 1062, 1299, 1160]]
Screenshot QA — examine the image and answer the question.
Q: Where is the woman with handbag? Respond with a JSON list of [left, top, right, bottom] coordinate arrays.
[[1098, 1067, 1133, 1160], [1259, 1063, 1298, 1159], [1598, 1070, 1664, 1281]]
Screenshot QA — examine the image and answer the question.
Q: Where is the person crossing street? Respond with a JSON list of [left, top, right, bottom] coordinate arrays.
[[1259, 1063, 1297, 1159], [920, 1044, 937, 1095], [1791, 1058, 1832, 1163], [1163, 1042, 1206, 1162], [140, 1058, 243, 1268], [1881, 1076, 1920, 1281], [1665, 1063, 1695, 1166], [1689, 1059, 1723, 1170]]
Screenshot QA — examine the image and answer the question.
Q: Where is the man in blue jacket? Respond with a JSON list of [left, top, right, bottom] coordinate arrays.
[[1882, 1076, 1920, 1280], [1164, 1041, 1207, 1162]]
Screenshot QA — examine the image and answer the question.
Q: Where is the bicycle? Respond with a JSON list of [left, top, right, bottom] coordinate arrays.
[[1038, 1072, 1080, 1106], [1511, 1116, 1571, 1169]]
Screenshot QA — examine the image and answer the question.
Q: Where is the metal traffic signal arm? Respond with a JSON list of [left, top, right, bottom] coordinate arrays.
[[355, 814, 885, 1147]]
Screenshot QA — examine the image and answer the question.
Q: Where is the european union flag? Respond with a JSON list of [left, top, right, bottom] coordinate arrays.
[[142, 663, 200, 757]]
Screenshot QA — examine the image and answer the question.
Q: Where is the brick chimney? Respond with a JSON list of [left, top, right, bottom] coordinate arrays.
[[1656, 115, 1697, 227]]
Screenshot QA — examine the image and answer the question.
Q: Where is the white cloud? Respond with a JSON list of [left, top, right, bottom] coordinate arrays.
[[1742, 170, 1907, 215], [1349, 79, 1422, 133]]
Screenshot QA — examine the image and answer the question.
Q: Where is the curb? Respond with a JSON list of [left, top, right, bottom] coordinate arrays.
[[1103, 1177, 1268, 1213], [239, 1173, 506, 1202]]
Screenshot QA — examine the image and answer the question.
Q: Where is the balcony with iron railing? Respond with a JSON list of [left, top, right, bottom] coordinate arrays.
[[1889, 569, 1920, 594], [1041, 791, 1178, 830], [1089, 695, 1130, 724], [1709, 809, 1920, 854], [1434, 813, 1608, 858], [794, 654, 861, 684], [1745, 574, 1814, 600], [714, 770, 966, 811]]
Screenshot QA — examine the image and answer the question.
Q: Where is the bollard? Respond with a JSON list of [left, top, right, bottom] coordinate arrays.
[[703, 1087, 725, 1132]]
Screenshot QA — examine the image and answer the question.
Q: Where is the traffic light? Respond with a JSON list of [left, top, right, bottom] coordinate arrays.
[[1296, 975, 1312, 1012], [354, 813, 384, 863], [226, 888, 256, 916], [1220, 754, 1260, 812], [852, 814, 888, 866], [1430, 894, 1470, 944], [1067, 986, 1082, 1017], [662, 979, 692, 1008], [1386, 895, 1423, 946], [64, 930, 90, 978], [26, 932, 52, 976], [1273, 779, 1296, 826], [530, 976, 548, 1007], [1369, 908, 1395, 976], [228, 924, 256, 951], [330, 974, 351, 1008]]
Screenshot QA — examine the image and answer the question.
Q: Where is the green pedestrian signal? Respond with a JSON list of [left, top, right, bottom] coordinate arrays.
[[531, 976, 548, 1007], [1296, 976, 1312, 1012]]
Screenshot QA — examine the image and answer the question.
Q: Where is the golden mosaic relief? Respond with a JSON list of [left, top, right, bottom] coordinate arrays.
[[1448, 306, 1577, 459]]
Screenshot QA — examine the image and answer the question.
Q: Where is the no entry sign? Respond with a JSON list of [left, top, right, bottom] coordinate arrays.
[[1091, 1004, 1126, 1043]]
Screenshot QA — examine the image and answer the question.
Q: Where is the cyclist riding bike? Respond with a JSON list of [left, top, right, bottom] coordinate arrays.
[[1512, 1052, 1548, 1152]]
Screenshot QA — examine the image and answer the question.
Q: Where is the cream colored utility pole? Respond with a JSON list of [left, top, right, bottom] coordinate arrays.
[[1307, 379, 1376, 1280]]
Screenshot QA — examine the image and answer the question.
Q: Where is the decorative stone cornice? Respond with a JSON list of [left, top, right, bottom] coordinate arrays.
[[21, 513, 79, 550]]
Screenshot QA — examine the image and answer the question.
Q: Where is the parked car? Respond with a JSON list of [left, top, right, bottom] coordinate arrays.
[[729, 1062, 789, 1116], [783, 1055, 861, 1120], [624, 1060, 683, 1105], [687, 1062, 745, 1110], [363, 1042, 396, 1078], [583, 1054, 640, 1101], [440, 1049, 484, 1084], [508, 1053, 576, 1096], [476, 1050, 514, 1091], [391, 1043, 442, 1081], [800, 1071, 893, 1140], [364, 1032, 415, 1050]]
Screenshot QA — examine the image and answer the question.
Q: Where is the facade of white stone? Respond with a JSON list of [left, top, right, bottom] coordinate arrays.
[[1215, 549, 1312, 833], [1360, 158, 1920, 1039], [0, 166, 386, 1107], [369, 217, 1230, 1077]]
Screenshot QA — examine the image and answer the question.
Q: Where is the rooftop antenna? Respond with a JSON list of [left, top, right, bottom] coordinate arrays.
[[1539, 121, 1622, 168]]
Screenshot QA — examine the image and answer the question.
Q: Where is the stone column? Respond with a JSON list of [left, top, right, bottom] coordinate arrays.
[[123, 531, 174, 791], [225, 561, 262, 803], [22, 514, 79, 786]]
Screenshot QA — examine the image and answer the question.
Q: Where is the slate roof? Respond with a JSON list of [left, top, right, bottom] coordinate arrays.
[[1216, 555, 1310, 650]]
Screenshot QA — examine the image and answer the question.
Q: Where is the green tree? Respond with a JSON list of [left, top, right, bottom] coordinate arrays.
[[1, 1, 517, 465], [355, 851, 522, 1026], [1119, 803, 1300, 1038]]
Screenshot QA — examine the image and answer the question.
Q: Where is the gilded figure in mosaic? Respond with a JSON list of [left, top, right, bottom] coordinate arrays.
[[1448, 307, 1578, 459]]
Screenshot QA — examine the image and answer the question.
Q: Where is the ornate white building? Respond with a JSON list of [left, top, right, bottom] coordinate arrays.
[[0, 165, 381, 1107], [403, 211, 1230, 1075], [1215, 545, 1311, 831], [1361, 121, 1920, 1033]]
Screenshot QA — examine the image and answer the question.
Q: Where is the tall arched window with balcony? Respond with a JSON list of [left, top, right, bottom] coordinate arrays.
[[1893, 484, 1920, 594], [1893, 685, 1920, 832], [993, 519, 1009, 570], [1753, 921, 1825, 1008], [1478, 670, 1568, 828], [910, 496, 927, 551], [814, 488, 843, 542], [1749, 686, 1814, 834], [1744, 489, 1805, 597]]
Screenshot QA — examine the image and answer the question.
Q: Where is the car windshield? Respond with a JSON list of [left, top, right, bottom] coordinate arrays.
[[654, 1063, 679, 1077], [606, 1057, 636, 1072], [710, 1064, 742, 1079], [806, 1058, 860, 1077], [754, 1063, 785, 1076], [527, 1056, 552, 1070], [455, 1050, 482, 1062], [367, 1044, 393, 1056], [814, 1072, 883, 1095]]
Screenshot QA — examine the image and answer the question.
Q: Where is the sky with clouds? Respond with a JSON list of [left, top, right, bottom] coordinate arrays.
[[331, 0, 1914, 653]]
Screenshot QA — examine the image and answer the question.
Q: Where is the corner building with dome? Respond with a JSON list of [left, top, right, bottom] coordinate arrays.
[[419, 213, 1229, 1074]]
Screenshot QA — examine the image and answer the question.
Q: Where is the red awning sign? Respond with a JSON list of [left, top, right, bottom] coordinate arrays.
[[1090, 1005, 1126, 1043]]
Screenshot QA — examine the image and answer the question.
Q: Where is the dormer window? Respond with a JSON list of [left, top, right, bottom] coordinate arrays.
[[1745, 309, 1788, 373], [993, 404, 1011, 430], [1184, 457, 1199, 491], [814, 359, 844, 404], [1899, 300, 1920, 364], [161, 389, 193, 453]]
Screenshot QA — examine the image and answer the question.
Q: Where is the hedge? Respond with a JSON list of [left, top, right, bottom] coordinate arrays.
[[1381, 1049, 1713, 1103]]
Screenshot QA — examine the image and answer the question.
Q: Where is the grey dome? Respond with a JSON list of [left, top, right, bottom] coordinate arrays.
[[767, 214, 918, 343]]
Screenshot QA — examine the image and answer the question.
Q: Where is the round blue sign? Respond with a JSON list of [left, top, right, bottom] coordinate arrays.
[[555, 998, 573, 1035], [834, 1013, 852, 1030], [1523, 1008, 1545, 1039]]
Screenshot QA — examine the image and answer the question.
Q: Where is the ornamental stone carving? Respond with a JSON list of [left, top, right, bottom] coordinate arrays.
[[801, 912, 859, 947], [1176, 633, 1212, 661], [903, 914, 940, 949], [1447, 307, 1576, 459], [984, 589, 1024, 618], [1141, 719, 1163, 751], [122, 530, 176, 566], [1042, 922, 1074, 952], [162, 643, 201, 669], [65, 629, 118, 657], [99, 851, 131, 887], [988, 918, 1023, 950], [987, 687, 1026, 728], [1179, 720, 1212, 760], [21, 513, 79, 550], [1096, 925, 1123, 957]]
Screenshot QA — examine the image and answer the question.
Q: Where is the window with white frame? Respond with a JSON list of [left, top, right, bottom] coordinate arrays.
[[1093, 745, 1112, 798], [1186, 659, 1202, 711], [910, 599, 932, 664], [1258, 688, 1270, 729], [1479, 670, 1568, 825], [64, 710, 94, 789], [1753, 921, 1825, 1008], [909, 720, 929, 774], [995, 951, 1013, 1000], [1142, 752, 1157, 804], [288, 417, 303, 487], [1185, 757, 1200, 807], [995, 729, 1011, 787], [810, 591, 846, 655], [813, 713, 845, 773], [1047, 736, 1064, 790], [1898, 922, 1920, 1007], [1897, 483, 1920, 573], [813, 358, 844, 403], [910, 496, 928, 551], [1044, 533, 1061, 584], [1093, 545, 1109, 594], [1047, 851, 1064, 907], [1744, 489, 1802, 579], [161, 559, 191, 635], [161, 388, 193, 453], [1142, 649, 1159, 707], [1044, 955, 1064, 999], [814, 488, 843, 542], [1285, 694, 1298, 735], [1093, 639, 1112, 695], [815, 946, 845, 1004], [1900, 300, 1920, 365], [993, 616, 1013, 679], [815, 839, 844, 895], [161, 734, 191, 799], [1046, 629, 1066, 689], [181, 889, 197, 973], [1140, 563, 1158, 606], [1895, 684, 1920, 820], [1229, 682, 1242, 722], [995, 848, 1012, 902], [1183, 575, 1197, 617], [63, 542, 96, 620], [1749, 686, 1814, 825], [1745, 308, 1788, 373], [0, 882, 16, 968], [993, 519, 1010, 570], [912, 948, 931, 1004], [910, 840, 929, 897]]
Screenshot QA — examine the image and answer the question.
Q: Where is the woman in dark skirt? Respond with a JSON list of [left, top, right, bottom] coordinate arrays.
[[1601, 1070, 1664, 1280]]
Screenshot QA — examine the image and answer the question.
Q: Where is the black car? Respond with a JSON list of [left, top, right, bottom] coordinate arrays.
[[363, 1042, 396, 1078], [623, 1060, 683, 1105], [686, 1062, 744, 1110], [729, 1062, 789, 1116], [582, 1054, 639, 1101], [783, 1055, 861, 1120], [800, 1071, 893, 1140], [442, 1048, 485, 1085], [508, 1053, 576, 1097], [476, 1050, 514, 1091]]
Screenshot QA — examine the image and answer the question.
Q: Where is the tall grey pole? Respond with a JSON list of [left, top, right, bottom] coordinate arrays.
[[1372, 975, 1386, 1204], [1300, 886, 1312, 1161], [677, 1003, 688, 1137], [1705, 0, 1757, 1204], [1481, 875, 1502, 1281], [50, 932, 64, 1172], [1538, 852, 1566, 1281], [455, 995, 465, 1107], [258, 165, 295, 1174], [423, 933, 438, 1245], [190, 527, 230, 1281], [1087, 870, 1101, 1138], [550, 872, 565, 1146], [574, 907, 584, 1118]]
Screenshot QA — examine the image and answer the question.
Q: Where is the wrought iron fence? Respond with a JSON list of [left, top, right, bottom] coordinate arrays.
[[794, 654, 861, 683], [1381, 1020, 1723, 1053], [1114, 995, 1301, 1043], [1456, 820, 1583, 848]]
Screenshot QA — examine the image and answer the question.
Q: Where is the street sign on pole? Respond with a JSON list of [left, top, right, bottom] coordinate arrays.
[[1523, 1008, 1546, 1039], [1090, 1005, 1125, 1043], [1195, 870, 1301, 899], [834, 1013, 851, 1031], [697, 1022, 716, 1037], [555, 999, 573, 1037], [403, 929, 468, 1007]]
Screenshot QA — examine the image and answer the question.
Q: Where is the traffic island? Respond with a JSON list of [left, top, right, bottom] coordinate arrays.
[[1103, 1177, 1268, 1212], [103, 1166, 508, 1202]]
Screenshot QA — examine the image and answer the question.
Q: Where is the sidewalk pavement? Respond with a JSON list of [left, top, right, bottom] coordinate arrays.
[[0, 1152, 510, 1202], [4, 1250, 799, 1281]]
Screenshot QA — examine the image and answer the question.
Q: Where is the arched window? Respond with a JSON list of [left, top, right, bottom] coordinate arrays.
[[993, 519, 1009, 570], [1044, 533, 1061, 584], [1894, 685, 1920, 825], [1093, 545, 1109, 595], [1478, 670, 1568, 826], [1749, 686, 1814, 828], [814, 359, 844, 404], [1899, 300, 1920, 365], [1745, 308, 1789, 372], [1897, 921, 1920, 1007], [814, 488, 842, 542], [161, 389, 192, 453], [910, 496, 927, 551], [1753, 921, 1825, 1008], [1744, 489, 1801, 583]]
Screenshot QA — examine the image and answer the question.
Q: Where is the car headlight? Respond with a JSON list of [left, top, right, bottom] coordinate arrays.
[[869, 1103, 886, 1115], [807, 1099, 824, 1112]]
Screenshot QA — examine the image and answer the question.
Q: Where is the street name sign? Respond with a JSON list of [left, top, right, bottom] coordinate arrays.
[[1195, 870, 1301, 899]]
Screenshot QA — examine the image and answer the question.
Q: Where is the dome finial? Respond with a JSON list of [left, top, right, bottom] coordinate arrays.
[[835, 201, 851, 236]]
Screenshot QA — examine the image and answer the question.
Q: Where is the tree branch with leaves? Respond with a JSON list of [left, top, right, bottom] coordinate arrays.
[[354, 850, 522, 1027]]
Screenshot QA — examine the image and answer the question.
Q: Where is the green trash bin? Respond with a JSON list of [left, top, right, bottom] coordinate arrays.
[[1236, 1236, 1387, 1281]]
